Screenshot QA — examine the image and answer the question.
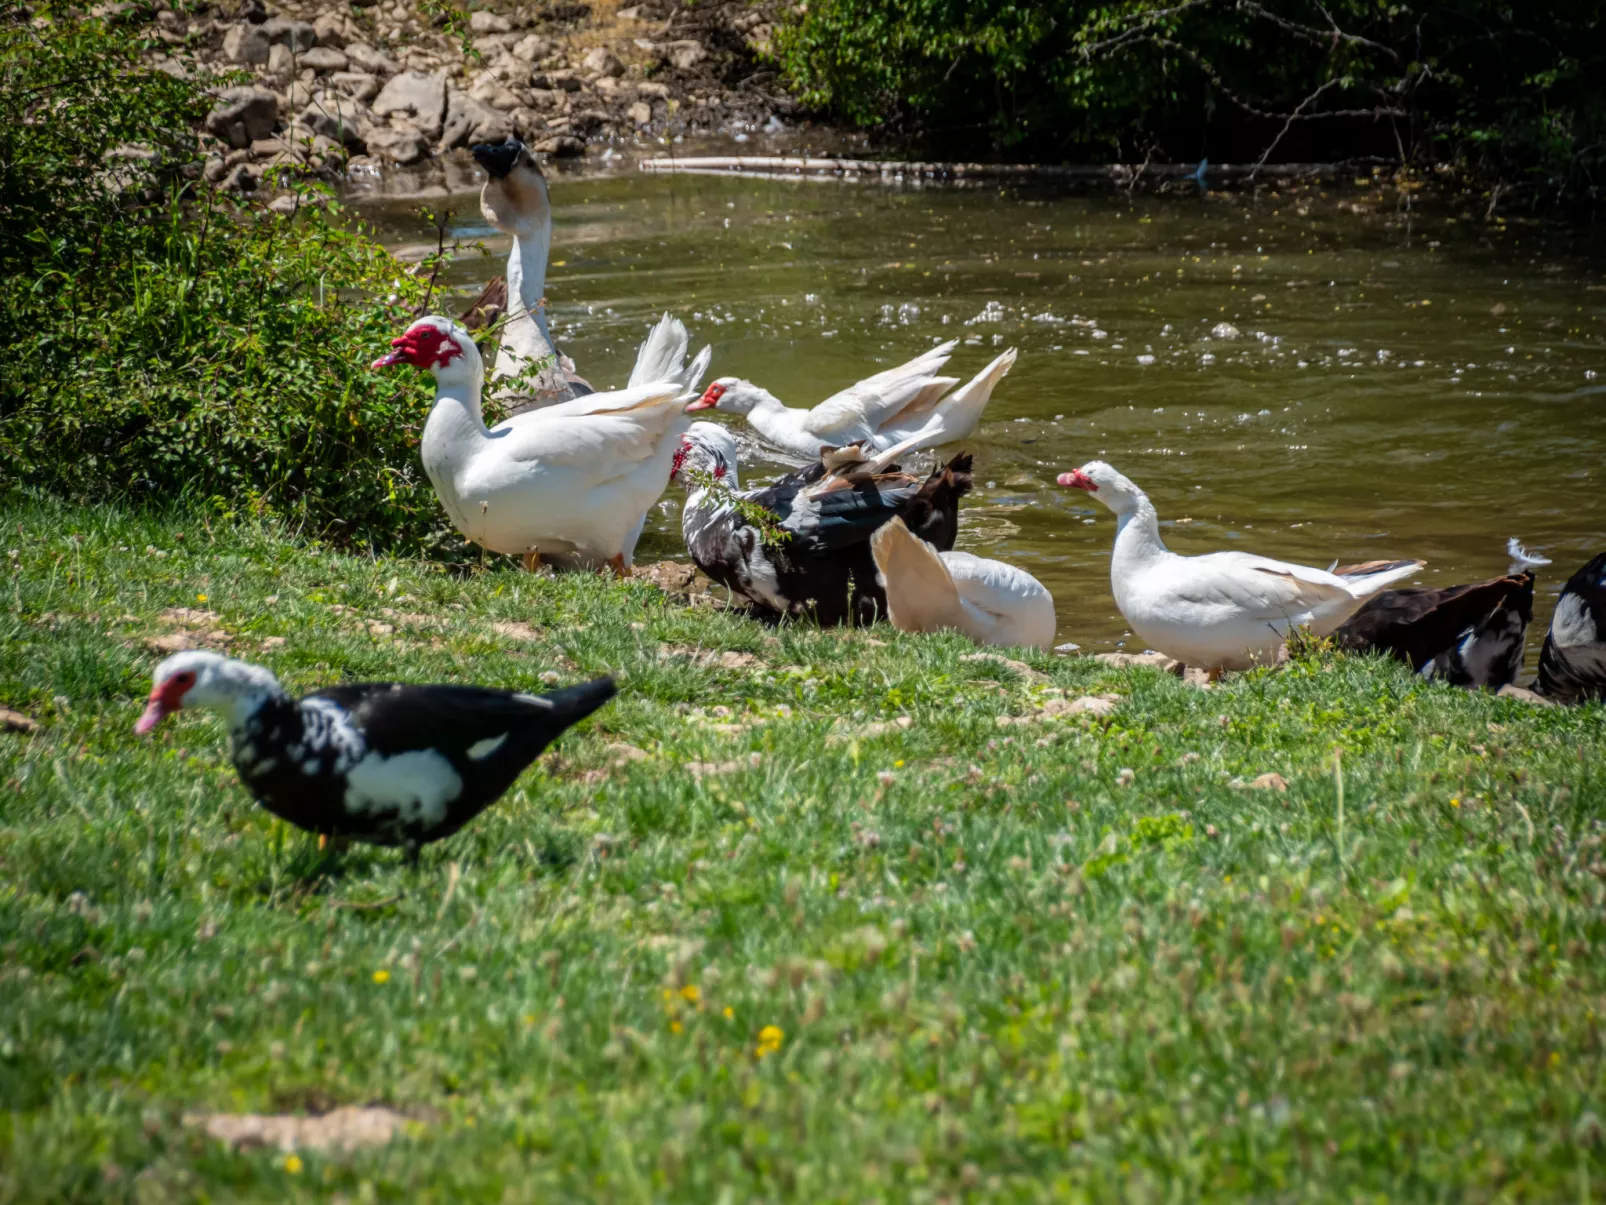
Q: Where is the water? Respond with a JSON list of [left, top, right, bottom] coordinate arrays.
[[362, 166, 1606, 666]]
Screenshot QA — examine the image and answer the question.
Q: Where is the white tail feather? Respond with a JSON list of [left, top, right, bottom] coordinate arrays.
[[927, 347, 1016, 441], [627, 313, 690, 389], [871, 519, 965, 634]]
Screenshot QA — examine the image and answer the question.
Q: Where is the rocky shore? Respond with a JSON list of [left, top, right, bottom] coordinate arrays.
[[123, 0, 800, 194]]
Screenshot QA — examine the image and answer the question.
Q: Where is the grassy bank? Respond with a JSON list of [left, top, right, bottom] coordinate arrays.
[[2, 495, 1604, 1202]]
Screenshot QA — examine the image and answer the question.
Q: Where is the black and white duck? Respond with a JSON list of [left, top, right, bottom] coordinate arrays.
[[1537, 551, 1606, 704], [135, 650, 614, 855], [1334, 539, 1549, 690], [670, 422, 971, 626]]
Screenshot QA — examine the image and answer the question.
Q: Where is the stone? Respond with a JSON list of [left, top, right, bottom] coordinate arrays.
[[344, 42, 401, 76], [265, 42, 295, 80], [204, 87, 279, 149], [364, 127, 429, 165], [510, 32, 550, 60], [312, 13, 348, 47], [220, 162, 257, 192], [636, 80, 671, 99], [663, 39, 706, 69], [469, 74, 524, 110], [282, 79, 315, 109], [531, 69, 582, 92], [202, 154, 229, 182], [508, 107, 545, 139], [221, 23, 270, 64], [330, 71, 381, 103], [593, 75, 632, 99], [297, 94, 367, 148], [468, 9, 512, 33], [439, 89, 511, 148], [371, 71, 447, 137], [267, 193, 300, 215], [627, 99, 652, 125], [259, 16, 316, 50], [532, 134, 584, 157], [581, 46, 623, 78], [299, 47, 348, 73]]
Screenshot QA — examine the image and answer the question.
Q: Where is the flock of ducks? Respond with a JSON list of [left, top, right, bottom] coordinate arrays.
[[133, 138, 1606, 856]]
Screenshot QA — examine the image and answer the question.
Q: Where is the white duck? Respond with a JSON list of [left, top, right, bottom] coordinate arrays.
[[694, 341, 1017, 459], [471, 138, 587, 407], [870, 517, 1056, 650], [1059, 461, 1424, 674], [375, 314, 711, 573]]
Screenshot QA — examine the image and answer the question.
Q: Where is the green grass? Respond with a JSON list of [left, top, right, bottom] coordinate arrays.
[[2, 495, 1604, 1203]]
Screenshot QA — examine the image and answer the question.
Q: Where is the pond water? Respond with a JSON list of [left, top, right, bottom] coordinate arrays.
[[362, 164, 1606, 667]]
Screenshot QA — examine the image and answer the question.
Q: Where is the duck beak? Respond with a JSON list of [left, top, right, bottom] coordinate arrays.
[[371, 337, 409, 370], [687, 382, 725, 412], [1057, 469, 1096, 491], [134, 679, 184, 736]]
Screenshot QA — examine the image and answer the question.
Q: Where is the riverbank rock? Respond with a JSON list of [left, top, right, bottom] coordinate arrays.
[[372, 71, 447, 138], [205, 87, 280, 149]]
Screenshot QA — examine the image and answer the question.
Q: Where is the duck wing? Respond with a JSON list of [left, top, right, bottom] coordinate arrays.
[[802, 341, 959, 440], [1335, 576, 1532, 671]]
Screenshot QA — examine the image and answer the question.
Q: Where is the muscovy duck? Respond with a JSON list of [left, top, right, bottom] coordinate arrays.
[[696, 343, 1015, 460], [671, 422, 971, 625], [375, 314, 710, 573], [471, 137, 589, 408], [135, 651, 614, 855], [1537, 551, 1606, 704], [1059, 461, 1423, 674], [1334, 539, 1549, 690], [870, 517, 1056, 650]]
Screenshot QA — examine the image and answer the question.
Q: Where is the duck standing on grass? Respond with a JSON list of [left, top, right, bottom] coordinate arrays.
[[374, 314, 710, 573], [1059, 460, 1423, 675], [135, 651, 614, 857], [671, 422, 972, 625]]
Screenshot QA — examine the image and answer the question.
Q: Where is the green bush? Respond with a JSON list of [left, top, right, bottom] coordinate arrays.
[[772, 0, 1606, 206], [0, 8, 442, 549]]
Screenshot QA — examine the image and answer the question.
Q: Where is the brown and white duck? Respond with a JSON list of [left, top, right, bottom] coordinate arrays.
[[1333, 539, 1548, 690]]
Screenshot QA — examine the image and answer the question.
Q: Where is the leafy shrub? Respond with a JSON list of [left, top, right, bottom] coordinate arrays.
[[772, 0, 1606, 206], [0, 8, 444, 550]]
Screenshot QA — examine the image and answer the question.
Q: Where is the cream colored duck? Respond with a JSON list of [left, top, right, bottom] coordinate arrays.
[[375, 314, 711, 573], [694, 342, 1017, 459], [1059, 461, 1424, 674], [471, 138, 587, 407], [870, 517, 1056, 650]]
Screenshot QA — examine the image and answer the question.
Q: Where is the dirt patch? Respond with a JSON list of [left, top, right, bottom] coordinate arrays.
[[185, 1105, 419, 1153], [493, 621, 545, 642], [1, 707, 40, 735], [659, 645, 763, 670], [996, 694, 1120, 726]]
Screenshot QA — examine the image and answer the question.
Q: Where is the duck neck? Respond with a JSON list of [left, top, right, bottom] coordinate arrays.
[[421, 371, 489, 459], [1111, 493, 1167, 568], [507, 224, 554, 344]]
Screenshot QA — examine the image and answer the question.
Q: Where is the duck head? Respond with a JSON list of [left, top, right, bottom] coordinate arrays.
[[372, 316, 482, 387], [672, 421, 741, 489], [136, 650, 283, 734], [1057, 460, 1143, 513], [474, 138, 550, 239], [688, 377, 767, 416]]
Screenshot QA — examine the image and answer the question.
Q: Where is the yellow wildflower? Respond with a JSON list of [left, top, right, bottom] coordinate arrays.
[[680, 984, 701, 1004], [723, 1006, 734, 1020], [197, 593, 208, 603], [372, 969, 390, 984], [284, 1155, 303, 1175], [670, 1020, 683, 1034], [756, 1024, 785, 1058]]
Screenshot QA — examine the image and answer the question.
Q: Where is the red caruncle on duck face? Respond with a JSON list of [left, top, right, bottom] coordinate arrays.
[[372, 321, 465, 372]]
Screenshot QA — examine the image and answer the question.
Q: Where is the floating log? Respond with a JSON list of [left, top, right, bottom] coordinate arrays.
[[637, 155, 1347, 184]]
